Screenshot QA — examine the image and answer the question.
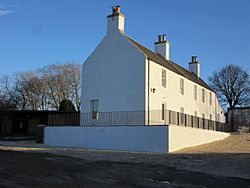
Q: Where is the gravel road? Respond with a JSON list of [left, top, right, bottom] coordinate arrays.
[[0, 134, 250, 187]]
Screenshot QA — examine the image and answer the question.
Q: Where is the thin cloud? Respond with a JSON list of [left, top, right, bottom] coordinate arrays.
[[0, 9, 13, 16], [0, 4, 18, 16]]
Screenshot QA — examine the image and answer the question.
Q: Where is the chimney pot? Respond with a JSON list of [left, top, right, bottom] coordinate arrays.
[[158, 35, 161, 42], [192, 56, 197, 63], [115, 5, 120, 13], [162, 34, 166, 42], [112, 7, 116, 14], [112, 5, 120, 14]]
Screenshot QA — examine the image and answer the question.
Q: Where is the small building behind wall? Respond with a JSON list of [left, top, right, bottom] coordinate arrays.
[[0, 110, 44, 137], [0, 110, 80, 138], [227, 107, 250, 132]]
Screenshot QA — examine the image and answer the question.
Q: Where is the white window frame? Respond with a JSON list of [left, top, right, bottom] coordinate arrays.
[[209, 92, 212, 105], [180, 78, 184, 95], [162, 69, 167, 88], [161, 103, 165, 120], [202, 88, 205, 103], [194, 85, 197, 100], [180, 107, 184, 125], [90, 99, 99, 120], [217, 113, 220, 122]]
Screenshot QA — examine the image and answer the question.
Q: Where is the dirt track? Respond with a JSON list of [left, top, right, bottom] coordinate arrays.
[[0, 134, 250, 187]]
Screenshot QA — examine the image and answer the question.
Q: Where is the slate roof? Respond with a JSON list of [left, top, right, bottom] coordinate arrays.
[[126, 36, 213, 91]]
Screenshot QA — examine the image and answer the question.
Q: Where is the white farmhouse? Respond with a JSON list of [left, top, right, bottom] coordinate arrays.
[[44, 7, 229, 152], [81, 6, 225, 126]]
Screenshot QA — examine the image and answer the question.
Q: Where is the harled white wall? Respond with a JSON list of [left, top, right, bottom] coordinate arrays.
[[168, 125, 229, 152], [44, 126, 229, 153], [81, 25, 224, 124], [145, 59, 225, 123], [81, 31, 146, 116], [44, 126, 169, 153]]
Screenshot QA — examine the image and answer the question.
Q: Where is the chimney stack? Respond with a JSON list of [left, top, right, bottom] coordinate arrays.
[[107, 5, 125, 34], [154, 34, 170, 61], [188, 56, 200, 78]]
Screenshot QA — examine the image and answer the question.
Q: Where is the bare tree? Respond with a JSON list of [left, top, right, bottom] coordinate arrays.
[[40, 64, 62, 110], [0, 74, 26, 110], [18, 72, 38, 110], [34, 74, 50, 110], [64, 63, 81, 111], [0, 62, 81, 111], [208, 64, 250, 109], [17, 72, 50, 110], [39, 63, 81, 110], [0, 76, 16, 110]]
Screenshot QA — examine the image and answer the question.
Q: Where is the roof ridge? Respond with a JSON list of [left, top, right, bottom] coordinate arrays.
[[125, 36, 184, 76], [125, 35, 213, 91]]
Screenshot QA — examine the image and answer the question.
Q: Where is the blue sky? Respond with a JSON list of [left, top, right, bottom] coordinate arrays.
[[0, 0, 250, 82]]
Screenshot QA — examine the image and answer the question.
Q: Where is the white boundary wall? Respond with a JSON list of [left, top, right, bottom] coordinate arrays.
[[169, 125, 229, 152], [44, 126, 169, 153], [44, 126, 229, 153]]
